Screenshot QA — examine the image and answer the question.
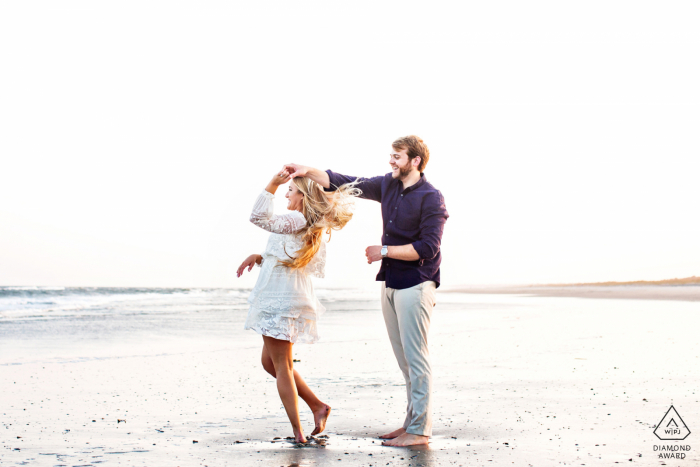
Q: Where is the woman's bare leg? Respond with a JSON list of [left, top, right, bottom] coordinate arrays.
[[261, 342, 331, 435], [262, 336, 306, 443]]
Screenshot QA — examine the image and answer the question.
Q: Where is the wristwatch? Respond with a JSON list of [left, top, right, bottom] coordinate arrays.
[[381, 245, 388, 258]]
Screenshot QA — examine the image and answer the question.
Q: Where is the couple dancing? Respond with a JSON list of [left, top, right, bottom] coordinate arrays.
[[237, 135, 449, 447]]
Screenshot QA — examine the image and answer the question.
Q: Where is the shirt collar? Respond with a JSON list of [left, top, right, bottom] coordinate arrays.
[[400, 172, 426, 194]]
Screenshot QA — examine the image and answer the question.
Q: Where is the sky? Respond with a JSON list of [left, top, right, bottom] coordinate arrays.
[[1, 1, 698, 288]]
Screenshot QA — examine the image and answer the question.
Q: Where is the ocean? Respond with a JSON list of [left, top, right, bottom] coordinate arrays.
[[0, 286, 385, 322], [0, 286, 383, 365]]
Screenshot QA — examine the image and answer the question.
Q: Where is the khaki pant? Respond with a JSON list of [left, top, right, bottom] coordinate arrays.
[[381, 280, 436, 437]]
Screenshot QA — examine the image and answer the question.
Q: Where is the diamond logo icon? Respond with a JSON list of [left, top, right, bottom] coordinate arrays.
[[654, 406, 691, 440]]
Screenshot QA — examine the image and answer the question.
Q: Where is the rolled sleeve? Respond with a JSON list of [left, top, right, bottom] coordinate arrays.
[[411, 192, 448, 260], [325, 169, 383, 202]]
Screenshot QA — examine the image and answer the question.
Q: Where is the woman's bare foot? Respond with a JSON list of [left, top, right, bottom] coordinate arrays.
[[382, 432, 429, 447], [293, 428, 307, 444], [378, 427, 406, 439], [310, 403, 331, 436]]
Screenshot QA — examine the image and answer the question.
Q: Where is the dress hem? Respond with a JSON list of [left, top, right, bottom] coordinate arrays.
[[244, 324, 319, 344]]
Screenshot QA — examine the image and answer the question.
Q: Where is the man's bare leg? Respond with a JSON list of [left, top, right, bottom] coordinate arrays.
[[378, 427, 406, 439], [382, 432, 430, 447], [262, 343, 331, 435]]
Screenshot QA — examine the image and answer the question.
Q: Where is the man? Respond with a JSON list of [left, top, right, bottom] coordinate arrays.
[[284, 135, 448, 447]]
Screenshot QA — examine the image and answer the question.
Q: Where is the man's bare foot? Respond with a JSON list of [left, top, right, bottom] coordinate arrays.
[[310, 403, 331, 436], [381, 432, 429, 447], [293, 428, 307, 444], [378, 427, 406, 439]]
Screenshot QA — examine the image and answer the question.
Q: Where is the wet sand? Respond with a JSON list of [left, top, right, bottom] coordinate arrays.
[[2, 289, 699, 466]]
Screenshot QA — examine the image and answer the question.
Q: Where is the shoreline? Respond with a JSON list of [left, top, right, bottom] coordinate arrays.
[[441, 284, 700, 302]]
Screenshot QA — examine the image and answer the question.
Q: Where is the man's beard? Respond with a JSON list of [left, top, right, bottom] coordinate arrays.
[[397, 164, 412, 179]]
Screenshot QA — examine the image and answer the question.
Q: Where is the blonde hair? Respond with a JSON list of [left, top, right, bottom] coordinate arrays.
[[281, 177, 360, 270]]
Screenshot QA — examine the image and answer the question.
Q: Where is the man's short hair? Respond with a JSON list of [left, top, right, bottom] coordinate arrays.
[[392, 135, 430, 173]]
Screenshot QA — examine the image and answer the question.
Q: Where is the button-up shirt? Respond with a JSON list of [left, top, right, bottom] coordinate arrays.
[[325, 170, 449, 289]]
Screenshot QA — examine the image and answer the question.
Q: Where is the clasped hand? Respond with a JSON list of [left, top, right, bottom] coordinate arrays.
[[270, 168, 292, 186], [283, 163, 308, 179]]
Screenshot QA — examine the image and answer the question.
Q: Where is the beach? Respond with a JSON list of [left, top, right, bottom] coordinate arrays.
[[1, 286, 699, 466]]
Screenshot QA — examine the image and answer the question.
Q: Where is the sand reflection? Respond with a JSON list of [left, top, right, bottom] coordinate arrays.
[[233, 434, 439, 467]]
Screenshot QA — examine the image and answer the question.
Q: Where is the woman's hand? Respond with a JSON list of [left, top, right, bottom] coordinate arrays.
[[237, 254, 262, 277], [265, 169, 292, 194], [270, 169, 292, 186]]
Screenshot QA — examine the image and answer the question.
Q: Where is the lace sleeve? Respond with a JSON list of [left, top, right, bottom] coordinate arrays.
[[249, 190, 307, 234]]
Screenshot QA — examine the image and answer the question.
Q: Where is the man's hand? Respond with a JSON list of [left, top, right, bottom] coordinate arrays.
[[283, 163, 331, 188], [283, 163, 308, 179], [365, 244, 420, 263], [282, 163, 331, 188], [365, 245, 383, 264], [237, 254, 261, 277]]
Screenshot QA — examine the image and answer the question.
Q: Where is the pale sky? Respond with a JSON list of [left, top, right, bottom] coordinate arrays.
[[1, 1, 698, 288]]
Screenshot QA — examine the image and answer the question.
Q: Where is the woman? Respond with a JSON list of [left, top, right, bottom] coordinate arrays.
[[237, 168, 358, 443]]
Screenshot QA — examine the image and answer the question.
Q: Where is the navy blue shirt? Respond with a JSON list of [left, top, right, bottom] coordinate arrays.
[[325, 170, 449, 290]]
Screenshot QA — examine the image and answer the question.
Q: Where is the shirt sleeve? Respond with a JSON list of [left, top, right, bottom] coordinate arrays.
[[324, 169, 383, 203], [249, 190, 307, 234], [411, 191, 449, 260]]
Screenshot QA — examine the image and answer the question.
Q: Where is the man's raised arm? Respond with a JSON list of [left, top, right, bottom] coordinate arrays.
[[283, 163, 330, 189], [285, 163, 383, 202]]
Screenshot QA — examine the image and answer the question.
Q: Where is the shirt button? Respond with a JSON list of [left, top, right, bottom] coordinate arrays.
[[386, 234, 389, 236], [400, 194, 403, 197], [389, 220, 392, 223]]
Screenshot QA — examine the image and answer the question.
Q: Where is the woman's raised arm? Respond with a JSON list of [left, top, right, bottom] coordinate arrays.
[[249, 170, 306, 234]]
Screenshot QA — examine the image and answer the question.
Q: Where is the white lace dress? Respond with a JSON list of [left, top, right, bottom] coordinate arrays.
[[243, 190, 326, 344]]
